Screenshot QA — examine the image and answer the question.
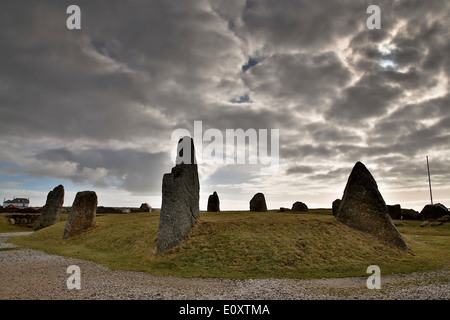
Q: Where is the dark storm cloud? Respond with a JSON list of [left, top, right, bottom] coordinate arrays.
[[0, 0, 245, 142], [286, 165, 314, 175], [367, 154, 449, 189], [393, 2, 450, 76], [0, 1, 170, 141], [204, 165, 255, 185], [175, 102, 295, 136], [303, 123, 361, 144], [389, 94, 450, 123], [281, 144, 333, 159], [310, 167, 353, 183], [239, 0, 366, 50], [32, 148, 169, 193], [326, 77, 403, 123], [367, 94, 450, 157], [243, 51, 352, 108]]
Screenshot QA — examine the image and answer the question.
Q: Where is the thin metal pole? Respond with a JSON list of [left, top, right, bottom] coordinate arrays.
[[426, 156, 433, 205]]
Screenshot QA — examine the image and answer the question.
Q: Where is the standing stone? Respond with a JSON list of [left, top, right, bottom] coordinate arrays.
[[34, 185, 65, 231], [400, 208, 420, 220], [418, 203, 448, 220], [291, 201, 309, 212], [387, 204, 402, 220], [63, 191, 97, 239], [336, 162, 407, 250], [139, 203, 152, 212], [332, 199, 341, 216], [157, 137, 200, 253], [207, 191, 220, 212], [250, 193, 268, 212]]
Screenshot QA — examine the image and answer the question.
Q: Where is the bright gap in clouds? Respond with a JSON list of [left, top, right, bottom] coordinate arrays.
[[378, 44, 398, 69]]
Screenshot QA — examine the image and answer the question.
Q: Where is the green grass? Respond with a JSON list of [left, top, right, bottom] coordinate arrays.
[[6, 210, 450, 279]]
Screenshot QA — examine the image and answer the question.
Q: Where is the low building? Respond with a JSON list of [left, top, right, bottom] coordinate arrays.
[[3, 197, 30, 208]]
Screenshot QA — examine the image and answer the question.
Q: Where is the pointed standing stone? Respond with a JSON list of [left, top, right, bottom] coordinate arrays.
[[34, 185, 65, 231], [207, 191, 220, 212], [157, 137, 200, 253], [63, 191, 97, 239], [336, 162, 407, 250]]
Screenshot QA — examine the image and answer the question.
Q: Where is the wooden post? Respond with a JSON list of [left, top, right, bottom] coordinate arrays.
[[426, 156, 433, 205]]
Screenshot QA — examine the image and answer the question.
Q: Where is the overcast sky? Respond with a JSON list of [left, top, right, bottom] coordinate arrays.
[[1, 0, 449, 211]]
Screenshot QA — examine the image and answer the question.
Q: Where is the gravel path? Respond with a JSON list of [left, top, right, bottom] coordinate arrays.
[[0, 232, 448, 300], [0, 232, 29, 249]]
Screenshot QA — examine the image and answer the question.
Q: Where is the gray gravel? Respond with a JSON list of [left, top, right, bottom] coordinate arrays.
[[0, 232, 448, 300], [0, 232, 32, 249]]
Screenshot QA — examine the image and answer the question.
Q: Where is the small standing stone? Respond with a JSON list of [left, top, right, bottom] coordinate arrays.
[[63, 191, 97, 239], [207, 191, 220, 212], [418, 203, 448, 220], [139, 203, 152, 212], [250, 193, 268, 212], [332, 199, 341, 216], [291, 201, 309, 212], [400, 208, 420, 220], [34, 185, 65, 231], [387, 204, 402, 220]]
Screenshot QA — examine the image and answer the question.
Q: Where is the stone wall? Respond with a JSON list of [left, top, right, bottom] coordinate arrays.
[[6, 214, 41, 227]]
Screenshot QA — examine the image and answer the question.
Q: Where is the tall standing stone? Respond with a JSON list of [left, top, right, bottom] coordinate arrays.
[[336, 162, 407, 250], [157, 137, 200, 253], [34, 185, 65, 231], [250, 193, 268, 212], [63, 191, 97, 239], [207, 191, 220, 212]]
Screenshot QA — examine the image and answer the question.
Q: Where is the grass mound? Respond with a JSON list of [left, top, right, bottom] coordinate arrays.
[[6, 210, 450, 279]]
